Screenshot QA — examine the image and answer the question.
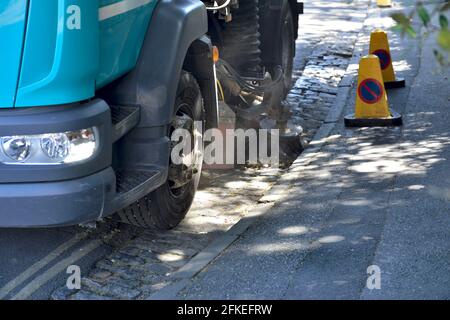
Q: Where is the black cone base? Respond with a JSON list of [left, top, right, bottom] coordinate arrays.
[[385, 78, 405, 89], [344, 109, 403, 127]]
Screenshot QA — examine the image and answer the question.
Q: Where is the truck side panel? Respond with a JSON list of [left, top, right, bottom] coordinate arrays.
[[15, 0, 157, 107], [0, 0, 28, 108], [96, 0, 157, 88], [16, 0, 99, 107]]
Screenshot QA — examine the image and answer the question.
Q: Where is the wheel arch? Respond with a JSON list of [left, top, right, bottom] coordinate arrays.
[[99, 0, 213, 180], [183, 36, 219, 130], [100, 0, 209, 129]]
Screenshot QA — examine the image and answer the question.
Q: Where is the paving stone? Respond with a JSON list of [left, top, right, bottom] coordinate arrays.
[[140, 273, 171, 285], [80, 277, 141, 300], [70, 291, 113, 300], [137, 282, 172, 298], [51, 286, 76, 300], [102, 282, 142, 300], [90, 270, 113, 283]]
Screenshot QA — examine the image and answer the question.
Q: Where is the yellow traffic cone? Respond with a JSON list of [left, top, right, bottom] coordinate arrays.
[[369, 29, 405, 89], [344, 55, 402, 127], [377, 0, 392, 8]]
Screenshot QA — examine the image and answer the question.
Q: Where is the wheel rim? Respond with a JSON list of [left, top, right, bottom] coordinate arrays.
[[168, 103, 202, 198]]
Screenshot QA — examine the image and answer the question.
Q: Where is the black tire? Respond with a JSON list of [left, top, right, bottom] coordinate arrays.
[[259, 0, 296, 95], [117, 71, 204, 229], [280, 7, 295, 94]]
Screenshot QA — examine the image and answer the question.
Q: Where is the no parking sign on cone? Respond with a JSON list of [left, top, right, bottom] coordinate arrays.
[[370, 29, 406, 89], [345, 55, 402, 127]]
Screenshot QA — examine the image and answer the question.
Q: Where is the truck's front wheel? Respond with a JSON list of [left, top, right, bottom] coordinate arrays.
[[118, 71, 204, 229]]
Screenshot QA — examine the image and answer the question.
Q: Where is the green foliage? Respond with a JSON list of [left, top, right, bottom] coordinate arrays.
[[439, 14, 448, 29], [417, 4, 431, 26], [391, 1, 450, 65]]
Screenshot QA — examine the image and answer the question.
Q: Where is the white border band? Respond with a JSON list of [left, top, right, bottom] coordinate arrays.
[[99, 0, 154, 21]]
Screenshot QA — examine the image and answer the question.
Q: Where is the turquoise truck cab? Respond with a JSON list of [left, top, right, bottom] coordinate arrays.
[[1, 0, 157, 107], [0, 0, 214, 227]]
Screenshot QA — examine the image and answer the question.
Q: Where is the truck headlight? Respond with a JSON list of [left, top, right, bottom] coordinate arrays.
[[41, 133, 71, 161], [0, 128, 97, 165], [2, 137, 32, 162]]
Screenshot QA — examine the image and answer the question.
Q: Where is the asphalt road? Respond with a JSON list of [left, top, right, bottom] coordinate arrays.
[[0, 223, 132, 299], [0, 227, 77, 296]]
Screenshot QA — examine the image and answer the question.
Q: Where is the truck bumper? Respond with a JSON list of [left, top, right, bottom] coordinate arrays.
[[0, 100, 116, 228], [0, 168, 116, 228]]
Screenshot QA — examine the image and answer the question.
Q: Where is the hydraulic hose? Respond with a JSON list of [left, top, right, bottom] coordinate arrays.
[[216, 59, 284, 95], [205, 0, 231, 10]]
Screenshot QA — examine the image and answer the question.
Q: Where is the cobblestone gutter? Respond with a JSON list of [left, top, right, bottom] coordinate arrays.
[[289, 0, 370, 142], [52, 0, 370, 300], [52, 168, 280, 300]]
